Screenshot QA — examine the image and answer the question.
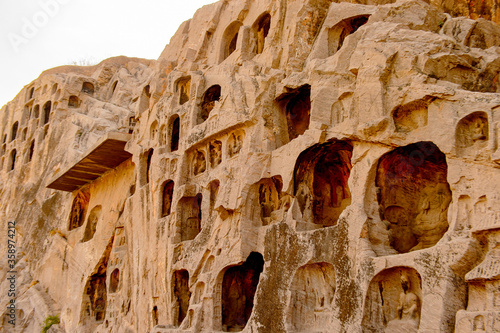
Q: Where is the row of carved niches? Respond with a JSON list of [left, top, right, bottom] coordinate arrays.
[[455, 194, 499, 232], [191, 130, 244, 176], [294, 140, 352, 229], [286, 263, 336, 332], [456, 231, 500, 332], [362, 267, 422, 333], [374, 142, 452, 253], [456, 111, 489, 158]]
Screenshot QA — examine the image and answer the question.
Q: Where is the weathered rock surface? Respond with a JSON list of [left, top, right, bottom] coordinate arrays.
[[0, 0, 500, 332]]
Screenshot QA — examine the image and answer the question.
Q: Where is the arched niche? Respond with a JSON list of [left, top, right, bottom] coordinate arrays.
[[392, 99, 431, 133], [161, 180, 175, 217], [200, 85, 221, 123], [152, 306, 159, 326], [456, 111, 489, 149], [173, 270, 191, 327], [82, 205, 102, 242], [376, 142, 451, 253], [139, 85, 151, 113], [28, 140, 35, 162], [275, 85, 311, 143], [193, 150, 206, 176], [150, 120, 158, 141], [247, 176, 286, 226], [179, 193, 202, 241], [209, 180, 220, 212], [33, 105, 39, 118], [68, 189, 90, 231], [328, 15, 369, 55], [68, 95, 80, 108], [209, 140, 222, 168], [82, 82, 95, 96], [294, 140, 353, 227], [42, 101, 51, 125], [286, 262, 336, 332], [220, 21, 243, 63], [176, 77, 191, 105], [143, 149, 154, 185], [10, 122, 18, 142], [252, 13, 271, 55], [221, 252, 264, 332], [227, 130, 244, 158], [169, 115, 180, 152], [8, 149, 16, 171], [362, 267, 422, 333], [109, 268, 120, 293]]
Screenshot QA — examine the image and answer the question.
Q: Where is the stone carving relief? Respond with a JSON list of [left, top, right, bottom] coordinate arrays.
[[362, 267, 422, 333], [193, 150, 206, 175], [68, 189, 91, 231], [456, 111, 489, 149], [209, 140, 222, 168], [375, 142, 451, 253], [173, 270, 191, 327], [294, 141, 352, 228], [82, 205, 102, 242], [221, 252, 264, 332], [227, 131, 244, 158], [179, 194, 202, 241], [287, 262, 336, 332]]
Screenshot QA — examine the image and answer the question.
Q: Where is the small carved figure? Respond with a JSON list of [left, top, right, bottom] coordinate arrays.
[[385, 271, 420, 333], [193, 151, 206, 175], [209, 141, 222, 168], [228, 133, 243, 158], [411, 182, 451, 251]]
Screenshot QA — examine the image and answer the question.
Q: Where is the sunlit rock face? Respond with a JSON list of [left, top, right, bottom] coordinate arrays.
[[1, 0, 500, 332]]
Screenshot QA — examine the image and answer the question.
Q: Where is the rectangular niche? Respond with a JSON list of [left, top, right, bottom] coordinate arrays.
[[178, 194, 202, 241]]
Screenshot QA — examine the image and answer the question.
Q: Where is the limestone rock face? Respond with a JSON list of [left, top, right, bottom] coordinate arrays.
[[1, 1, 500, 332]]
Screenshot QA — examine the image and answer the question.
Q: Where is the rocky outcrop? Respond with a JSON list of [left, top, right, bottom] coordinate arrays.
[[1, 0, 500, 332]]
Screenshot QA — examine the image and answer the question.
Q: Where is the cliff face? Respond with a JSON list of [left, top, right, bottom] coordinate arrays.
[[1, 0, 500, 332]]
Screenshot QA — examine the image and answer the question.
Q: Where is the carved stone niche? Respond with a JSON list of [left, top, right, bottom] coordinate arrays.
[[293, 140, 353, 228], [251, 12, 271, 55], [193, 150, 206, 176], [362, 267, 422, 333], [227, 130, 244, 158], [376, 142, 452, 253], [221, 252, 264, 332], [328, 15, 369, 56], [82, 205, 102, 242], [456, 232, 500, 332], [176, 77, 191, 106], [275, 85, 311, 143], [286, 262, 336, 332], [172, 270, 191, 327], [199, 85, 221, 123], [392, 98, 432, 133], [80, 240, 112, 327], [68, 189, 91, 231], [209, 140, 222, 168], [178, 193, 202, 241], [246, 176, 287, 226], [456, 111, 489, 152]]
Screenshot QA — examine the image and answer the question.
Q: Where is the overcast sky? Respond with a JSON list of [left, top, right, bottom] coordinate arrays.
[[0, 0, 217, 107]]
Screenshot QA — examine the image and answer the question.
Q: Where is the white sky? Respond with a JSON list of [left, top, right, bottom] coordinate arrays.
[[0, 0, 217, 107]]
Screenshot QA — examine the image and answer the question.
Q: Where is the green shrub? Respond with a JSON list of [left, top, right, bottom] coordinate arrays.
[[42, 314, 60, 333]]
